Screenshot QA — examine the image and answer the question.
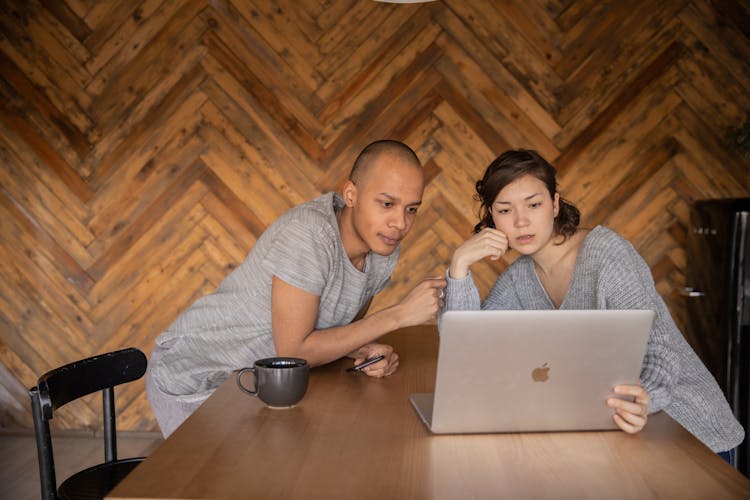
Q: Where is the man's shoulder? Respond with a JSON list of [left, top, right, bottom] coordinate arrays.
[[271, 193, 339, 234], [249, 193, 341, 260], [284, 192, 336, 221]]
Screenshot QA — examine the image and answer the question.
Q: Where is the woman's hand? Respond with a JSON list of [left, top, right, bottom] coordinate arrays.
[[350, 343, 399, 378], [608, 384, 650, 434], [449, 228, 509, 279]]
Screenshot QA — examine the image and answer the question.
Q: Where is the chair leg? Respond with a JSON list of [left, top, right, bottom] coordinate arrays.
[[30, 386, 58, 500], [103, 387, 117, 462]]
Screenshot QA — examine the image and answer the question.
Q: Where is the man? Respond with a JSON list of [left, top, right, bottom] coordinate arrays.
[[146, 140, 446, 437]]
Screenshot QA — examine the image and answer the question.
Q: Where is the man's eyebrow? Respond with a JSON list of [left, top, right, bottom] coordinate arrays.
[[378, 192, 422, 206]]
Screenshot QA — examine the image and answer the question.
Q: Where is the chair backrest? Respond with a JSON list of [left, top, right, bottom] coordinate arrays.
[[29, 348, 148, 500]]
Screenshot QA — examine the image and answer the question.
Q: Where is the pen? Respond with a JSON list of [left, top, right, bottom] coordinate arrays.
[[346, 355, 386, 372]]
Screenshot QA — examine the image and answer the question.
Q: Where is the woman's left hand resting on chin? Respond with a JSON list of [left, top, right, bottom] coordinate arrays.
[[608, 384, 650, 433], [349, 343, 399, 378]]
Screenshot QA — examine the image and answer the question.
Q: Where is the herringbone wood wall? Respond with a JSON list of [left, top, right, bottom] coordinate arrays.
[[1, 0, 748, 432]]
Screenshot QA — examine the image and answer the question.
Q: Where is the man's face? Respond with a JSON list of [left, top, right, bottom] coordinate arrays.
[[344, 155, 424, 256]]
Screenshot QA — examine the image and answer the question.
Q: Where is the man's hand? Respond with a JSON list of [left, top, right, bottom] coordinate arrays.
[[394, 276, 447, 328], [350, 343, 398, 378]]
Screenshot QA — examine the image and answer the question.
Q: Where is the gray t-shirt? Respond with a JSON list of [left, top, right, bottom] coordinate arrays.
[[443, 225, 744, 453], [151, 192, 398, 400]]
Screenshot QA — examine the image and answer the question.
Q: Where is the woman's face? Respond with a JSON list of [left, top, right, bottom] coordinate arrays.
[[490, 174, 559, 256]]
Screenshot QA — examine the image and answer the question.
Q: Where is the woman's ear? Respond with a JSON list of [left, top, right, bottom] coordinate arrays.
[[553, 193, 560, 217]]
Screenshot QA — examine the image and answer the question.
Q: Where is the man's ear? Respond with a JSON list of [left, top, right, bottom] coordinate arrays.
[[342, 180, 357, 207]]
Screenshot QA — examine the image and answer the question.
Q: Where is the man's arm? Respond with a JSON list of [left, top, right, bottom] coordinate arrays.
[[352, 296, 373, 322], [271, 275, 445, 367]]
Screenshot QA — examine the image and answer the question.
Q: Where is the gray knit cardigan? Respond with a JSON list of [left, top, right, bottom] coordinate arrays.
[[443, 225, 744, 453]]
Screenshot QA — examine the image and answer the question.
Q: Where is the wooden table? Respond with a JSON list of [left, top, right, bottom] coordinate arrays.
[[108, 325, 750, 499]]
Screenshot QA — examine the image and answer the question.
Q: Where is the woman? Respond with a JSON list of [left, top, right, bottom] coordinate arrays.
[[443, 149, 743, 463]]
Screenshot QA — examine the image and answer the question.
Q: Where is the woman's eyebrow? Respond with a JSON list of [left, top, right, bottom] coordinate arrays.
[[494, 192, 543, 204]]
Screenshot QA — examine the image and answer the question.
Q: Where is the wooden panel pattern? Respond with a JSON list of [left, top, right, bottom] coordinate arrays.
[[0, 0, 748, 432]]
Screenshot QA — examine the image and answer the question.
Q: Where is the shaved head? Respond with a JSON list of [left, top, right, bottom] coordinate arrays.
[[339, 140, 424, 260], [348, 140, 422, 185]]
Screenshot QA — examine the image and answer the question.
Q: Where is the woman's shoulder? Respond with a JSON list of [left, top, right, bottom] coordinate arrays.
[[582, 225, 637, 255], [502, 254, 535, 280], [581, 226, 649, 277]]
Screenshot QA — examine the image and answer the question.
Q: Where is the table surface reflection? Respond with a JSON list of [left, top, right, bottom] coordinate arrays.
[[108, 325, 750, 499]]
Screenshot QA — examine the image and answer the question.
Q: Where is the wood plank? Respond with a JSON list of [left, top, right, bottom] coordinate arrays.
[[198, 86, 317, 205], [674, 31, 750, 133], [233, 0, 323, 89], [559, 2, 685, 126], [39, 0, 92, 41], [0, 47, 91, 162], [86, 4, 207, 132], [555, 41, 684, 174], [92, 225, 209, 351], [679, 1, 750, 96], [555, 0, 638, 79], [314, 1, 400, 83], [63, 0, 96, 20], [85, 0, 190, 85], [559, 81, 684, 214], [316, 6, 433, 117], [87, 181, 209, 313], [203, 0, 324, 120], [445, 0, 564, 114], [199, 16, 323, 158], [198, 123, 295, 226], [0, 0, 90, 87], [0, 126, 91, 236], [0, 152, 95, 268], [317, 22, 443, 151], [87, 69, 207, 200], [0, 187, 94, 292], [203, 35, 321, 168], [87, 123, 206, 243], [501, 0, 563, 66], [275, 0, 320, 43], [671, 105, 749, 198], [82, 0, 144, 51], [86, 157, 207, 282], [317, 48, 445, 191], [434, 7, 561, 139], [0, 103, 92, 202], [435, 34, 558, 158], [1, 0, 750, 433]]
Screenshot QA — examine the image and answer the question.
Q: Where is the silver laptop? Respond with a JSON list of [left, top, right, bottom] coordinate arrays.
[[410, 309, 654, 434]]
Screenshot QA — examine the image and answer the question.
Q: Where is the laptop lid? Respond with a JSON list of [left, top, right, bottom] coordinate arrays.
[[410, 309, 654, 434]]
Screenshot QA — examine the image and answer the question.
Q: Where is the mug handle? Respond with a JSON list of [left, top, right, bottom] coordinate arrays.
[[236, 367, 258, 397]]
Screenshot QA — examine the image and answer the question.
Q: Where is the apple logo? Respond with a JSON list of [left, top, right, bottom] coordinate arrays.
[[531, 362, 550, 382]]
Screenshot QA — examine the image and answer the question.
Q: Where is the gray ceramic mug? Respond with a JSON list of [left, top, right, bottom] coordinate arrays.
[[236, 357, 309, 408]]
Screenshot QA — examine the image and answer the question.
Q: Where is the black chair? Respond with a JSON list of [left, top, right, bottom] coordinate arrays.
[[29, 347, 148, 500]]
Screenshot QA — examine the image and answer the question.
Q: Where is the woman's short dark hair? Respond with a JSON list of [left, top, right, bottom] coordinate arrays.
[[473, 149, 580, 240]]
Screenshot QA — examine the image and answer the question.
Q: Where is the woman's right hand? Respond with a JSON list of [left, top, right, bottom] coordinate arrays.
[[449, 228, 509, 279]]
